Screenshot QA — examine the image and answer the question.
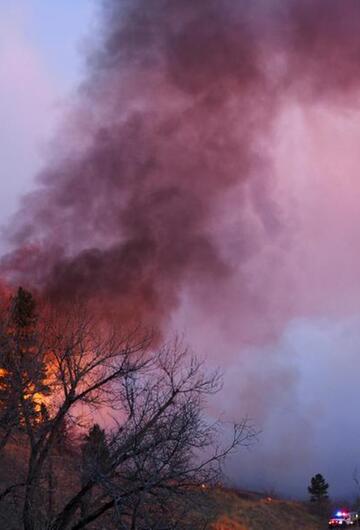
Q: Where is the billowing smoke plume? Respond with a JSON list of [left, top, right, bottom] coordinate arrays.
[[0, 0, 289, 334], [2, 0, 275, 329], [4, 0, 360, 497], [4, 0, 360, 328]]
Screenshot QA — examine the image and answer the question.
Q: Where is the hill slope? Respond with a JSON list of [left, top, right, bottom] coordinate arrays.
[[0, 441, 324, 529], [187, 488, 324, 530]]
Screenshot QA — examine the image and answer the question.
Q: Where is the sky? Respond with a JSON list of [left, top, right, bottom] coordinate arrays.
[[0, 0, 96, 228], [2, 0, 360, 501]]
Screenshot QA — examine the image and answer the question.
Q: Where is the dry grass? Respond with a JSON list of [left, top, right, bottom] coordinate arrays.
[[0, 441, 324, 529], [185, 487, 324, 530]]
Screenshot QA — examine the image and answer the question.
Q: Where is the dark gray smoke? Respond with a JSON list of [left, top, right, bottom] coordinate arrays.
[[3, 0, 360, 498], [2, 0, 278, 329], [5, 0, 360, 327]]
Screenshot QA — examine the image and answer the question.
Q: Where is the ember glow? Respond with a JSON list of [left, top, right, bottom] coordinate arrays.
[[3, 0, 360, 498]]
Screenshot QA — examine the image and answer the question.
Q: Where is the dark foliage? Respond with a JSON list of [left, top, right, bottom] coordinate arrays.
[[308, 473, 329, 503]]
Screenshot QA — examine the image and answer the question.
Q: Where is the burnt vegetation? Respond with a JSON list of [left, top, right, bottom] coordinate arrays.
[[0, 288, 253, 529]]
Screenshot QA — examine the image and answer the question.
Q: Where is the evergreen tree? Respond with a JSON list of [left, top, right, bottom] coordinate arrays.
[[82, 424, 110, 476], [308, 473, 329, 502], [81, 424, 110, 517], [12, 286, 37, 328], [0, 287, 49, 438]]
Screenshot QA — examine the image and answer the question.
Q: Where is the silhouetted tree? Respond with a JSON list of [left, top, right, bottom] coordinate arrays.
[[0, 303, 254, 530], [0, 287, 49, 449], [12, 286, 37, 328], [81, 424, 110, 518], [308, 473, 329, 503], [82, 424, 110, 475]]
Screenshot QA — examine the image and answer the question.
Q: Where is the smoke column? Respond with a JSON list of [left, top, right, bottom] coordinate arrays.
[[3, 0, 360, 496], [2, 0, 277, 330], [5, 0, 360, 326]]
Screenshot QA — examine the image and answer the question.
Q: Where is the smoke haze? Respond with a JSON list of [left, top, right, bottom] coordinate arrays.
[[3, 0, 360, 498]]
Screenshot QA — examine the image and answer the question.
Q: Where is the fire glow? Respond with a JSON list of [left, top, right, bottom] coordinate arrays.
[[3, 0, 360, 499]]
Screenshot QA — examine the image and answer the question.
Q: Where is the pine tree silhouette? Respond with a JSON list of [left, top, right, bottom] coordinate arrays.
[[308, 473, 329, 502], [82, 424, 110, 475], [81, 424, 110, 517], [0, 287, 49, 435]]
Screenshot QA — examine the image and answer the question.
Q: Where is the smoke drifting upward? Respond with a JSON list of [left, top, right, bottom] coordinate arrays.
[[4, 0, 360, 497], [2, 0, 275, 328], [4, 0, 360, 329]]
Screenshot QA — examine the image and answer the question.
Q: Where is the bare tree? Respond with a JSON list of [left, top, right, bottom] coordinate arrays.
[[0, 301, 254, 530]]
